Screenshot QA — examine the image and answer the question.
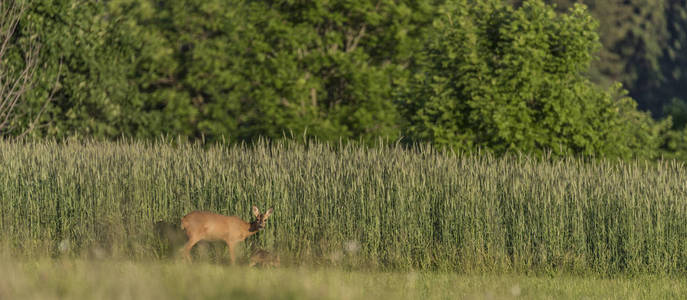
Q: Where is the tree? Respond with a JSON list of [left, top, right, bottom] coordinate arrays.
[[106, 0, 437, 143], [4, 0, 139, 139], [510, 0, 669, 116], [0, 1, 48, 138], [659, 1, 687, 128], [400, 0, 667, 158]]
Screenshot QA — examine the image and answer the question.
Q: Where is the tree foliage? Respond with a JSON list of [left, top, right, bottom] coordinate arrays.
[[0, 0, 142, 138], [0, 0, 45, 137], [104, 0, 436, 143], [401, 0, 667, 158], [1, 0, 679, 159]]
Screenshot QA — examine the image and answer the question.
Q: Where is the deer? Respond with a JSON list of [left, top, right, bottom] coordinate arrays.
[[154, 220, 188, 258], [249, 248, 281, 268], [180, 206, 273, 265]]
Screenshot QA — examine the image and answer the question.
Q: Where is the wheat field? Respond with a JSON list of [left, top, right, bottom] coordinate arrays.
[[1, 139, 686, 275]]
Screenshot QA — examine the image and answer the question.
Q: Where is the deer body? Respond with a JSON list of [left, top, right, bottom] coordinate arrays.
[[181, 206, 273, 264]]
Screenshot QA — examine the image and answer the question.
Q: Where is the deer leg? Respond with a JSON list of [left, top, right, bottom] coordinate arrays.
[[226, 240, 237, 265], [182, 238, 200, 262]]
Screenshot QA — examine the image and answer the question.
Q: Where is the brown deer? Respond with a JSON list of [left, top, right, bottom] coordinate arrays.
[[249, 249, 281, 268], [180, 206, 273, 264], [154, 220, 187, 258]]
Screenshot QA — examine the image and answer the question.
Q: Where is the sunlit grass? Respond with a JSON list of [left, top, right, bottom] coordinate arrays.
[[1, 259, 686, 300], [1, 139, 686, 274]]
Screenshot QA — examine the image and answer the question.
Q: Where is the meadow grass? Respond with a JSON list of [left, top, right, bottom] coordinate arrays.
[[0, 139, 686, 275], [2, 259, 686, 300]]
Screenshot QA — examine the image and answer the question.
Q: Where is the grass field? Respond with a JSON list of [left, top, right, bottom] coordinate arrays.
[[2, 259, 686, 300], [1, 139, 687, 274], [1, 139, 687, 297]]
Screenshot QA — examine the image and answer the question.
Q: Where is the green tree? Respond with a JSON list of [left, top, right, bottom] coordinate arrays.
[[109, 0, 436, 143], [0, 0, 41, 138], [5, 0, 141, 138], [659, 1, 687, 128], [401, 0, 667, 158], [8, 0, 437, 142], [511, 0, 669, 115]]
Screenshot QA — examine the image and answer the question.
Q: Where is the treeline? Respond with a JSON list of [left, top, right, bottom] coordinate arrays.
[[2, 0, 686, 159]]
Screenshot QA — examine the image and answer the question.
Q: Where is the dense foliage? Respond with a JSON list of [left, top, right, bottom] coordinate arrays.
[[400, 1, 667, 158], [1, 0, 685, 158], [512, 0, 687, 122], [106, 0, 438, 142]]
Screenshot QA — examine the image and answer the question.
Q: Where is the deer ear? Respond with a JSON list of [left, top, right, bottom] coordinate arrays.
[[264, 208, 274, 219], [252, 206, 260, 217]]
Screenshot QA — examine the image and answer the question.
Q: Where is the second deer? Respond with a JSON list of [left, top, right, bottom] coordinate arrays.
[[249, 249, 281, 268], [180, 206, 273, 264]]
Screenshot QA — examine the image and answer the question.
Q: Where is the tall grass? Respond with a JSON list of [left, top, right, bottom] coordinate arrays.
[[1, 139, 686, 274]]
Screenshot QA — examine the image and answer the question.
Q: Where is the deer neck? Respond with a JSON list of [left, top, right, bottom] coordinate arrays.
[[235, 221, 259, 241], [248, 221, 262, 234]]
